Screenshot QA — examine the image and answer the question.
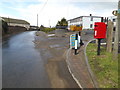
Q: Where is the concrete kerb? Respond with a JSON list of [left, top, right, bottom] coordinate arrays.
[[66, 39, 99, 89], [84, 39, 99, 89]]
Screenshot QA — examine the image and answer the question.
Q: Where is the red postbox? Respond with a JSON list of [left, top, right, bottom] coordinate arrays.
[[94, 22, 106, 39]]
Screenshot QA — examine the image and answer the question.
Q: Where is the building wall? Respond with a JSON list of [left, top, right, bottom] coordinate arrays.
[[68, 18, 83, 30], [9, 23, 30, 30], [82, 17, 101, 29], [92, 18, 102, 28], [68, 16, 102, 30], [83, 17, 91, 29]]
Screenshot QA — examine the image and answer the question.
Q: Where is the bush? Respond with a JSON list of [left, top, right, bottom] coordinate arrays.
[[41, 27, 56, 33]]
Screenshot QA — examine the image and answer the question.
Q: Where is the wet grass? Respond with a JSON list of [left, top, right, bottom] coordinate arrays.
[[86, 43, 118, 88]]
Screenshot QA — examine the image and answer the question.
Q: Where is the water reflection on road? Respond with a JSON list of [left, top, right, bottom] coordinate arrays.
[[2, 31, 51, 88]]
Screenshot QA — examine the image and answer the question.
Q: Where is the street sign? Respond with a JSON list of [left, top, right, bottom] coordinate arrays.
[[112, 10, 118, 16], [70, 34, 80, 48], [70, 34, 75, 48]]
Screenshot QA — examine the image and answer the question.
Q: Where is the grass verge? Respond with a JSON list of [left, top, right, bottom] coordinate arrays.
[[41, 27, 56, 33], [86, 43, 118, 88]]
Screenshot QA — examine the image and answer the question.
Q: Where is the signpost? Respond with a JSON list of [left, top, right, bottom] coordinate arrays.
[[112, 1, 120, 60], [112, 9, 120, 16], [70, 34, 80, 55], [112, 10, 118, 16]]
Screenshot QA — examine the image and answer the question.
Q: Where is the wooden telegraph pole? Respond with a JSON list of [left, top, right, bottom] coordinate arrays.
[[37, 14, 39, 30], [106, 20, 114, 53], [113, 0, 120, 60], [118, 0, 120, 51]]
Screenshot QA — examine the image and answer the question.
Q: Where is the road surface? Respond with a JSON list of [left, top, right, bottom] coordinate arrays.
[[2, 31, 51, 88], [2, 31, 79, 88]]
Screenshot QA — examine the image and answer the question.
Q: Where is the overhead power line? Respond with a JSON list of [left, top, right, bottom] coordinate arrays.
[[37, 0, 48, 26], [38, 0, 48, 14]]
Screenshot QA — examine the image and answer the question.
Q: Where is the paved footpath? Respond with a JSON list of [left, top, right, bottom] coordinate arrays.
[[66, 32, 97, 88]]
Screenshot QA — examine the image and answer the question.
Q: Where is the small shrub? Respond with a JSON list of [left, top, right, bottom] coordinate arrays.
[[42, 27, 56, 33]]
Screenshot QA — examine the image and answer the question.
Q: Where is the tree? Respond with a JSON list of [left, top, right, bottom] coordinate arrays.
[[56, 18, 68, 26], [56, 21, 61, 26]]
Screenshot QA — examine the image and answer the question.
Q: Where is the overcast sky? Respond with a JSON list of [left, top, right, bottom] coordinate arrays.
[[0, 0, 118, 27]]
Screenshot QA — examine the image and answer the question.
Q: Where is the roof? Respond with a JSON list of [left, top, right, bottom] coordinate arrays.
[[68, 16, 102, 21], [2, 17, 30, 25]]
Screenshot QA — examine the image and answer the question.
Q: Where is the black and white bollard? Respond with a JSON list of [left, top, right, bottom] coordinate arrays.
[[78, 32, 81, 46], [75, 34, 78, 55]]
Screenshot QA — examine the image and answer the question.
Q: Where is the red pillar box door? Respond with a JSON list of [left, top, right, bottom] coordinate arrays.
[[94, 22, 107, 39]]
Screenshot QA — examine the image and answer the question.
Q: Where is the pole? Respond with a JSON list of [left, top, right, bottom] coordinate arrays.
[[106, 20, 114, 52], [97, 39, 101, 55], [49, 19, 51, 28], [101, 17, 104, 22], [78, 31, 81, 45], [113, 0, 120, 60], [37, 14, 38, 30], [75, 34, 78, 55], [118, 0, 120, 51]]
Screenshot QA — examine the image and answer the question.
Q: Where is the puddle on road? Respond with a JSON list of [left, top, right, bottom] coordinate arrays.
[[50, 44, 61, 48], [48, 34, 55, 37]]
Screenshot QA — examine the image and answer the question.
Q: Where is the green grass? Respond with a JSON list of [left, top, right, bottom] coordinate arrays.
[[86, 43, 118, 88], [41, 27, 56, 33]]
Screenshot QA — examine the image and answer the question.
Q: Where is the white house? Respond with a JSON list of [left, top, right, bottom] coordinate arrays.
[[68, 15, 102, 30]]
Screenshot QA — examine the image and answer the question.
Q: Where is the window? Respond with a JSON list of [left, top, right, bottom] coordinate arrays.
[[90, 24, 93, 28]]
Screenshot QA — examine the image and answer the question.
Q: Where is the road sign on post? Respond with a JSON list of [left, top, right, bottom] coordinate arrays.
[[70, 34, 80, 49], [70, 34, 76, 48], [70, 34, 80, 55], [112, 10, 118, 16]]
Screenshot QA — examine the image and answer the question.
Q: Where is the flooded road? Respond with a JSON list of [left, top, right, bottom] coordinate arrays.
[[2, 31, 51, 88]]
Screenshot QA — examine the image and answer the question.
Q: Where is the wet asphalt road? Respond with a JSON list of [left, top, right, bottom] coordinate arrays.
[[2, 31, 51, 88]]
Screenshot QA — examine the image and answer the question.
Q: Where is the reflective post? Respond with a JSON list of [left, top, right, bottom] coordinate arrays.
[[75, 34, 78, 55]]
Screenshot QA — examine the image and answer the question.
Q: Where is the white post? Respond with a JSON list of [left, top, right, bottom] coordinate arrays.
[[70, 35, 72, 48], [75, 40, 77, 49], [78, 35, 81, 45], [75, 34, 78, 55]]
